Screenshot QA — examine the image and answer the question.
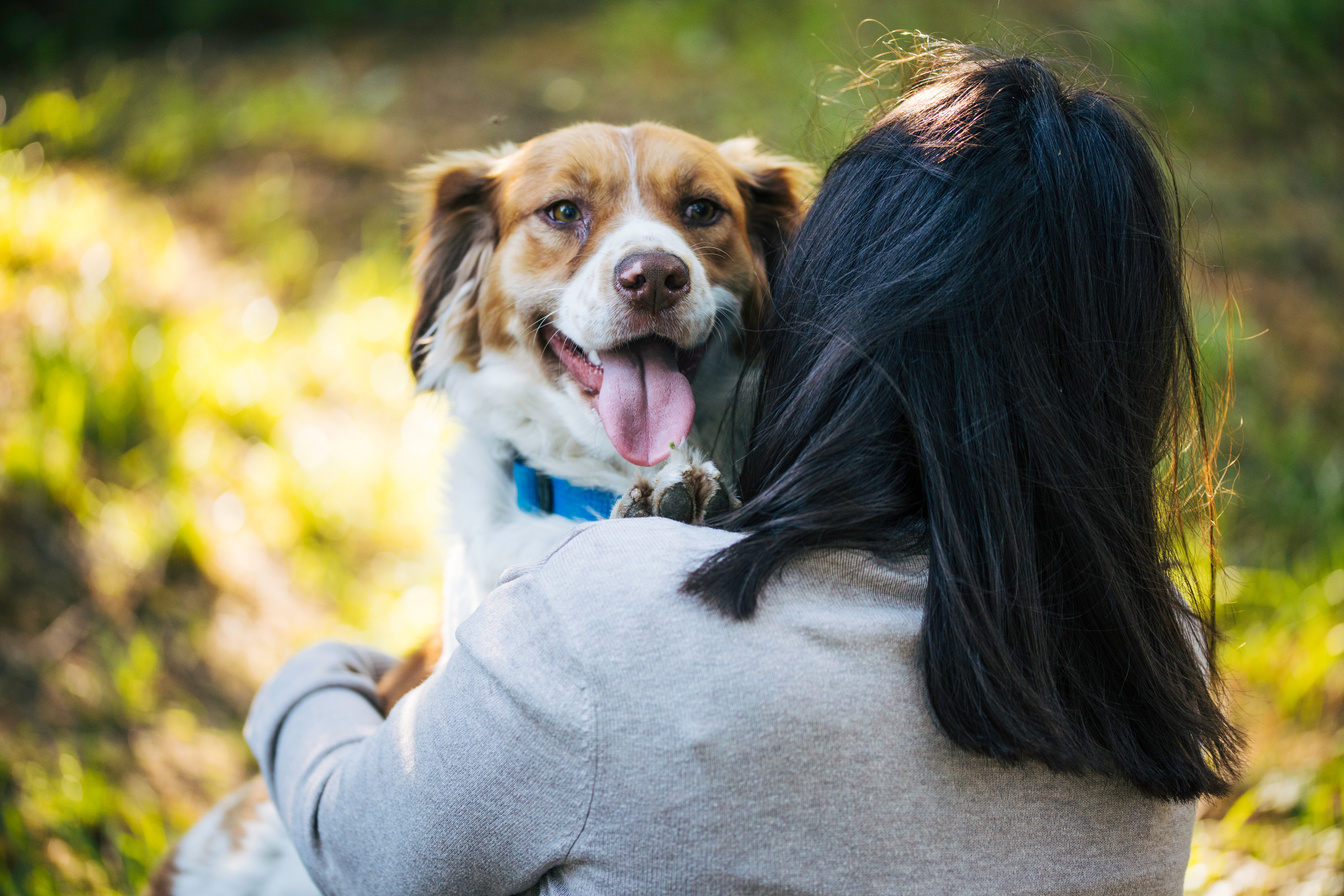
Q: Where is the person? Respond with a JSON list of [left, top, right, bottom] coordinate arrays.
[[244, 44, 1242, 895]]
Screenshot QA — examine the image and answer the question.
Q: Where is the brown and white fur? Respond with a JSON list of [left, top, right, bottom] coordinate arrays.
[[151, 122, 812, 896]]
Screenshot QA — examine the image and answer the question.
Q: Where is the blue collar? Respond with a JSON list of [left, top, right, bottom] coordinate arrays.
[[513, 459, 619, 521]]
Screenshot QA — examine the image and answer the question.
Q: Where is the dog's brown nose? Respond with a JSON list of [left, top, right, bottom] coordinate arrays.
[[614, 252, 691, 314]]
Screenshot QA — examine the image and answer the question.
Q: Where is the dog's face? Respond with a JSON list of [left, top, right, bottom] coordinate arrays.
[[410, 122, 812, 469]]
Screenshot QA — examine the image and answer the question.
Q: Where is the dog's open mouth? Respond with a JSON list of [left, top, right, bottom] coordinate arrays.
[[543, 324, 706, 467]]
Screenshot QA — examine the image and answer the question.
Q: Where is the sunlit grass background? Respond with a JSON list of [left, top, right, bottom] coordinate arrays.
[[1, 1, 1342, 893]]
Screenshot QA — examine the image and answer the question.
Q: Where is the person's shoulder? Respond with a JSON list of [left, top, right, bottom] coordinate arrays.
[[570, 516, 741, 559], [456, 522, 730, 690], [499, 517, 738, 582], [501, 518, 742, 626]]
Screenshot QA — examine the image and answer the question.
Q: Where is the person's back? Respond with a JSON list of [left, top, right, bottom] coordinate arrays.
[[259, 518, 1193, 895], [499, 520, 1194, 895]]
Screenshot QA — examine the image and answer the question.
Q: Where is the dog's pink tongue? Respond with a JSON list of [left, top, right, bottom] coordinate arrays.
[[596, 338, 694, 467]]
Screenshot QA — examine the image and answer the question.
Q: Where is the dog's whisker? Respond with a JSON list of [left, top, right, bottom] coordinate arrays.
[[689, 243, 731, 260], [526, 311, 563, 338]]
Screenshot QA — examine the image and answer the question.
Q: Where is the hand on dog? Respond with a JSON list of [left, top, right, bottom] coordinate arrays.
[[611, 444, 738, 525]]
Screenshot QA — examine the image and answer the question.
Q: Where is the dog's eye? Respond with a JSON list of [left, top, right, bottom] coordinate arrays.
[[547, 201, 583, 224], [683, 200, 720, 225]]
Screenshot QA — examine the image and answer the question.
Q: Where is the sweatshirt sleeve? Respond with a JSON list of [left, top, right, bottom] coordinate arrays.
[[243, 564, 595, 896]]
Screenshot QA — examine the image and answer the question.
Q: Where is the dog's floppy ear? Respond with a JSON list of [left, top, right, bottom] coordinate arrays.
[[716, 138, 817, 335], [407, 146, 513, 384]]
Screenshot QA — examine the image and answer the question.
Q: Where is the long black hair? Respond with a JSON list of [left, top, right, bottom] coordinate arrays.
[[686, 44, 1242, 801]]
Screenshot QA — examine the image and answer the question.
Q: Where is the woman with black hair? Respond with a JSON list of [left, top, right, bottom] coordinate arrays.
[[244, 45, 1241, 895]]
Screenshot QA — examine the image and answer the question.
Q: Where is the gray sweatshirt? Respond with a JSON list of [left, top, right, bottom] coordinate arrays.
[[245, 517, 1195, 896]]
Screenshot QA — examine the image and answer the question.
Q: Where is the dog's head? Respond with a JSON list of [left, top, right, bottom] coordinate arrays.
[[409, 122, 813, 469]]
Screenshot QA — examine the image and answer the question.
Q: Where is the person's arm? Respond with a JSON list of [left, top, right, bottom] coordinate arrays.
[[244, 565, 594, 896]]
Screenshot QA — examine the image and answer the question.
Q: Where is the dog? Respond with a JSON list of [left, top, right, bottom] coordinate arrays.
[[150, 122, 813, 896]]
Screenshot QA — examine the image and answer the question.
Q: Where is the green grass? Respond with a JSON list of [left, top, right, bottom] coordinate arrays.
[[1, 1, 1342, 893]]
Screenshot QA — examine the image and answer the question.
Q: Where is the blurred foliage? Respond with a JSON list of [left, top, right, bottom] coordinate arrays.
[[2, 0, 570, 76], [0, 85, 446, 895], [0, 1, 1342, 894]]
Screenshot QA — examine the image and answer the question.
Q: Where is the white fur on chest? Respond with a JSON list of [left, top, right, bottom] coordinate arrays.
[[432, 332, 745, 661]]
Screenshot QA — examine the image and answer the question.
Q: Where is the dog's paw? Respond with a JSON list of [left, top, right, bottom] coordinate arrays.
[[610, 445, 739, 525], [612, 478, 656, 519]]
